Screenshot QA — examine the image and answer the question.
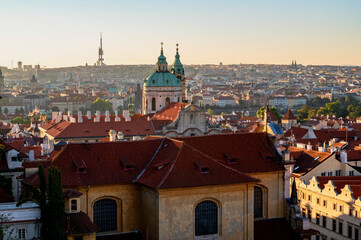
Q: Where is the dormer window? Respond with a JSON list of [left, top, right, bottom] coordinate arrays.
[[71, 199, 77, 211], [223, 152, 238, 164], [77, 167, 86, 173], [119, 157, 135, 171], [194, 160, 209, 174], [73, 159, 87, 174]]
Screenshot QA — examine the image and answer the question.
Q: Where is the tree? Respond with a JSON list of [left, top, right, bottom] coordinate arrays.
[[207, 108, 215, 116], [90, 98, 113, 114], [221, 112, 227, 116], [15, 108, 19, 114], [256, 106, 282, 121], [297, 105, 311, 122], [51, 106, 59, 112], [19, 107, 25, 114], [0, 213, 14, 240], [3, 108, 8, 115], [17, 165, 65, 240]]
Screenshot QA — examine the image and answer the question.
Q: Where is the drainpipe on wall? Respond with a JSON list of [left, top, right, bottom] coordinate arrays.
[[86, 185, 90, 214]]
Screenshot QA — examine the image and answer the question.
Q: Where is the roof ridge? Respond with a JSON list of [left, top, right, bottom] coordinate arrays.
[[156, 142, 185, 189], [135, 138, 166, 182]]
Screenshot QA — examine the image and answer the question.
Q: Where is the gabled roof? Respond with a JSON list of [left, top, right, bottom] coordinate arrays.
[[283, 127, 308, 140], [65, 211, 99, 235], [289, 146, 333, 176], [282, 109, 297, 120], [316, 176, 361, 199], [151, 102, 189, 122], [25, 133, 283, 190]]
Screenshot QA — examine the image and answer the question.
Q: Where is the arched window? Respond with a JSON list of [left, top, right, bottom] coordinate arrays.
[[195, 201, 218, 236], [166, 97, 170, 106], [254, 186, 263, 218], [152, 98, 156, 111], [93, 199, 117, 232]]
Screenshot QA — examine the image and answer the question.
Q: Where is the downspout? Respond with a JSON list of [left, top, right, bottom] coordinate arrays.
[[86, 185, 90, 214]]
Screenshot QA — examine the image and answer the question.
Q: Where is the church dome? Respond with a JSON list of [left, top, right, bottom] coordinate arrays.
[[144, 72, 181, 87]]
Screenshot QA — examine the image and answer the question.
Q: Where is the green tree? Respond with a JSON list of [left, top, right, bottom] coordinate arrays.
[[10, 117, 30, 124], [0, 213, 14, 240], [17, 165, 65, 240], [221, 112, 227, 116], [15, 108, 19, 114], [19, 107, 25, 114], [297, 105, 311, 122], [91, 98, 113, 114], [3, 108, 8, 115], [256, 106, 282, 122], [207, 108, 215, 116]]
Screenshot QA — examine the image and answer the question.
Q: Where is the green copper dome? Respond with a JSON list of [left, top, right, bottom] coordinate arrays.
[[171, 44, 184, 75], [144, 72, 181, 87]]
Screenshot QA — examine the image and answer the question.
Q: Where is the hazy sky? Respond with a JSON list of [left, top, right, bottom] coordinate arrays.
[[1, 0, 361, 68]]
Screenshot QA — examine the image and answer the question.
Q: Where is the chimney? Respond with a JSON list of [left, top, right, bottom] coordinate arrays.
[[307, 142, 312, 150], [123, 110, 130, 121], [109, 129, 116, 142], [28, 150, 35, 161], [115, 110, 121, 122], [87, 111, 91, 120], [68, 111, 72, 118], [318, 146, 326, 152], [340, 150, 347, 164], [94, 111, 100, 122], [77, 111, 83, 123], [117, 131, 124, 140], [70, 117, 76, 123], [105, 110, 110, 122]]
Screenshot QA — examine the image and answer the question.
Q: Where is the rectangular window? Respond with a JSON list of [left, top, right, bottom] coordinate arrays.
[[316, 213, 320, 225], [350, 208, 353, 216], [356, 228, 359, 240], [332, 219, 336, 231], [17, 228, 26, 239], [333, 203, 337, 210], [349, 225, 353, 238], [302, 208, 306, 218], [317, 198, 320, 205], [340, 205, 343, 213], [11, 156, 17, 161], [336, 170, 341, 176], [321, 172, 326, 176], [308, 195, 311, 201], [322, 216, 326, 228], [71, 199, 77, 211], [315, 236, 320, 240], [308, 209, 312, 221], [339, 221, 343, 235], [328, 171, 333, 176], [350, 171, 355, 176], [323, 200, 327, 207]]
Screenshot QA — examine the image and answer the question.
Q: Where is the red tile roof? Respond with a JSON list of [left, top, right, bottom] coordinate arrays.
[[316, 176, 361, 199], [283, 127, 308, 140], [65, 211, 99, 235], [289, 146, 333, 176], [44, 116, 155, 139], [25, 133, 283, 189], [151, 102, 189, 122], [282, 109, 297, 120]]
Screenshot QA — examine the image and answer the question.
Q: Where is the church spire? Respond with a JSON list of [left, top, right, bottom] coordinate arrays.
[[156, 42, 167, 72]]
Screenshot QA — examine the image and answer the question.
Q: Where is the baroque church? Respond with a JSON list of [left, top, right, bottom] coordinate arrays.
[[142, 43, 220, 137], [142, 42, 185, 114]]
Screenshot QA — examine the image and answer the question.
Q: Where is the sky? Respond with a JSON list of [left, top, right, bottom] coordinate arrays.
[[1, 0, 361, 68]]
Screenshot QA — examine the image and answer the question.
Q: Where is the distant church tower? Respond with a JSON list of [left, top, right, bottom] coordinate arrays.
[[30, 74, 37, 92], [97, 33, 105, 66], [170, 43, 186, 102], [142, 42, 182, 114]]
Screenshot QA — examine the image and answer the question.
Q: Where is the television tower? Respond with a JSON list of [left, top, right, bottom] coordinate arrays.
[[98, 32, 104, 66]]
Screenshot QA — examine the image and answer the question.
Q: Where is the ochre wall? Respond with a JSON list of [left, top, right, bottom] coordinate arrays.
[[155, 183, 255, 240], [249, 171, 285, 218]]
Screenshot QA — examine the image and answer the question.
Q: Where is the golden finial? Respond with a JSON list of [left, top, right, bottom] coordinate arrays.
[[160, 41, 164, 53]]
